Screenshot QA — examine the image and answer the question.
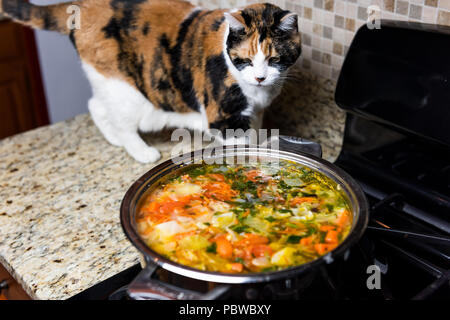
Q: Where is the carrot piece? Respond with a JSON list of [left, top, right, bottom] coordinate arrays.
[[314, 244, 328, 255], [314, 243, 338, 255], [290, 197, 317, 206], [319, 225, 336, 232], [336, 210, 350, 227], [279, 227, 302, 235], [148, 214, 171, 225], [142, 201, 160, 213], [204, 182, 237, 201], [159, 201, 185, 215], [234, 247, 253, 262], [244, 170, 263, 182], [139, 226, 153, 236], [236, 233, 269, 246], [251, 244, 273, 257], [256, 185, 265, 198], [300, 236, 313, 246], [216, 237, 233, 259], [325, 230, 338, 244], [230, 263, 244, 272], [208, 173, 225, 182]]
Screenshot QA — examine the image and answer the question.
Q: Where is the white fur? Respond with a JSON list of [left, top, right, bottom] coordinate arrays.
[[279, 13, 298, 32], [82, 62, 206, 163], [224, 12, 244, 30]]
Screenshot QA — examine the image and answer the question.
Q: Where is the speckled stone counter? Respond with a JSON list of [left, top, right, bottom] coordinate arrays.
[[0, 71, 345, 300]]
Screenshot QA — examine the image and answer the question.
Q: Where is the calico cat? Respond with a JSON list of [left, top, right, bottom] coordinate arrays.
[[1, 0, 302, 163]]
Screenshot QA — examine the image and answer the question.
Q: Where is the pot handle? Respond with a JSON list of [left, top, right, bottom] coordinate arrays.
[[126, 264, 230, 300], [266, 135, 323, 158]]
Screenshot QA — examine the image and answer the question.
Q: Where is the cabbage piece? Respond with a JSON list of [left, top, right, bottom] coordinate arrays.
[[212, 212, 236, 228], [153, 221, 188, 241], [271, 247, 297, 266], [283, 177, 304, 187], [178, 235, 210, 250], [173, 182, 202, 197], [243, 215, 270, 235]]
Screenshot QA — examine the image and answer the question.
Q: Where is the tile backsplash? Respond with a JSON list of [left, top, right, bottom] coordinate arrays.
[[191, 0, 450, 81]]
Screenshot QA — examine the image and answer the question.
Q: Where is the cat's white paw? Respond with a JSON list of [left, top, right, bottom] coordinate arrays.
[[127, 146, 161, 164]]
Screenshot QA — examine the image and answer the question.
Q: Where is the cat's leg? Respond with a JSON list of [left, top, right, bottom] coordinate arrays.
[[119, 131, 161, 164], [251, 108, 265, 131], [82, 62, 161, 163], [208, 113, 252, 146], [110, 106, 162, 164], [88, 97, 122, 147]]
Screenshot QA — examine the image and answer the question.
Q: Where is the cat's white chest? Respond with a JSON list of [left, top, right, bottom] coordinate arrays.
[[239, 81, 281, 109]]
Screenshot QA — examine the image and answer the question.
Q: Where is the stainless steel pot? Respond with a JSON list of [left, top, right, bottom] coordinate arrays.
[[119, 136, 369, 300]]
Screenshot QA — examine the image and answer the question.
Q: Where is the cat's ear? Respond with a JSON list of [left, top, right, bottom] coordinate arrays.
[[278, 12, 298, 32], [224, 12, 245, 31]]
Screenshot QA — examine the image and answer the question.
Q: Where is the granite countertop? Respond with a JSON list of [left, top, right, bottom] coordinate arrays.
[[0, 72, 346, 300]]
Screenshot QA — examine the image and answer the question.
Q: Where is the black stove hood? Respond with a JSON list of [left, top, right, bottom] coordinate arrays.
[[335, 20, 450, 148]]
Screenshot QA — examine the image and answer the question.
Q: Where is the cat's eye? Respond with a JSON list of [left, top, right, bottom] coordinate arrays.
[[232, 58, 253, 68], [269, 57, 280, 64], [243, 59, 253, 66]]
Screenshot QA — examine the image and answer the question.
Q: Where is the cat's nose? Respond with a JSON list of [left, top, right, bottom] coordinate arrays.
[[255, 77, 266, 83]]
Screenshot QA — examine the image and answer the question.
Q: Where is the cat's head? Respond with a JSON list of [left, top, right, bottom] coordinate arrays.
[[224, 3, 301, 88]]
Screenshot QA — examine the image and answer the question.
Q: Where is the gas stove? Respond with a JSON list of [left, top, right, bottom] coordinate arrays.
[[71, 20, 450, 300]]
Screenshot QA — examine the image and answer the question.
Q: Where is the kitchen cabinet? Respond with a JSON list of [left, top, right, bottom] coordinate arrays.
[[0, 19, 48, 139], [0, 263, 31, 300]]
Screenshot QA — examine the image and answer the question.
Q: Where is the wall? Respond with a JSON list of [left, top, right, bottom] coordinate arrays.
[[32, 0, 91, 124], [192, 0, 450, 81]]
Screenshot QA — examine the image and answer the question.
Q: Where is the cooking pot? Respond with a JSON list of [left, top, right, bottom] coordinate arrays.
[[120, 136, 369, 299]]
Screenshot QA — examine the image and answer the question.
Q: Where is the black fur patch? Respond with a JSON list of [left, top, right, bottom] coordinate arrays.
[[231, 58, 252, 71], [2, 0, 31, 21], [103, 0, 148, 98], [240, 10, 253, 27], [206, 54, 228, 100], [209, 83, 250, 135], [159, 103, 173, 112], [220, 84, 247, 115], [203, 91, 209, 107], [210, 113, 251, 134], [42, 10, 57, 30], [160, 10, 203, 112], [259, 28, 268, 42], [159, 33, 170, 48], [69, 30, 77, 49], [211, 17, 225, 31], [272, 41, 301, 72], [142, 22, 150, 35], [103, 0, 146, 40], [149, 40, 174, 112], [157, 79, 171, 91], [226, 28, 247, 52]]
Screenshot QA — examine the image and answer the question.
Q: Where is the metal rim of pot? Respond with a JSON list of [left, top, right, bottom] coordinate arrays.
[[119, 137, 369, 298]]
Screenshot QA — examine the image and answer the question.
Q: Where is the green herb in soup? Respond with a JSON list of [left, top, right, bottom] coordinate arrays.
[[136, 161, 352, 273]]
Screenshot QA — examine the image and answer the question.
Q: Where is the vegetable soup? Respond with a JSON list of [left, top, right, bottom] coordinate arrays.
[[136, 161, 352, 273]]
